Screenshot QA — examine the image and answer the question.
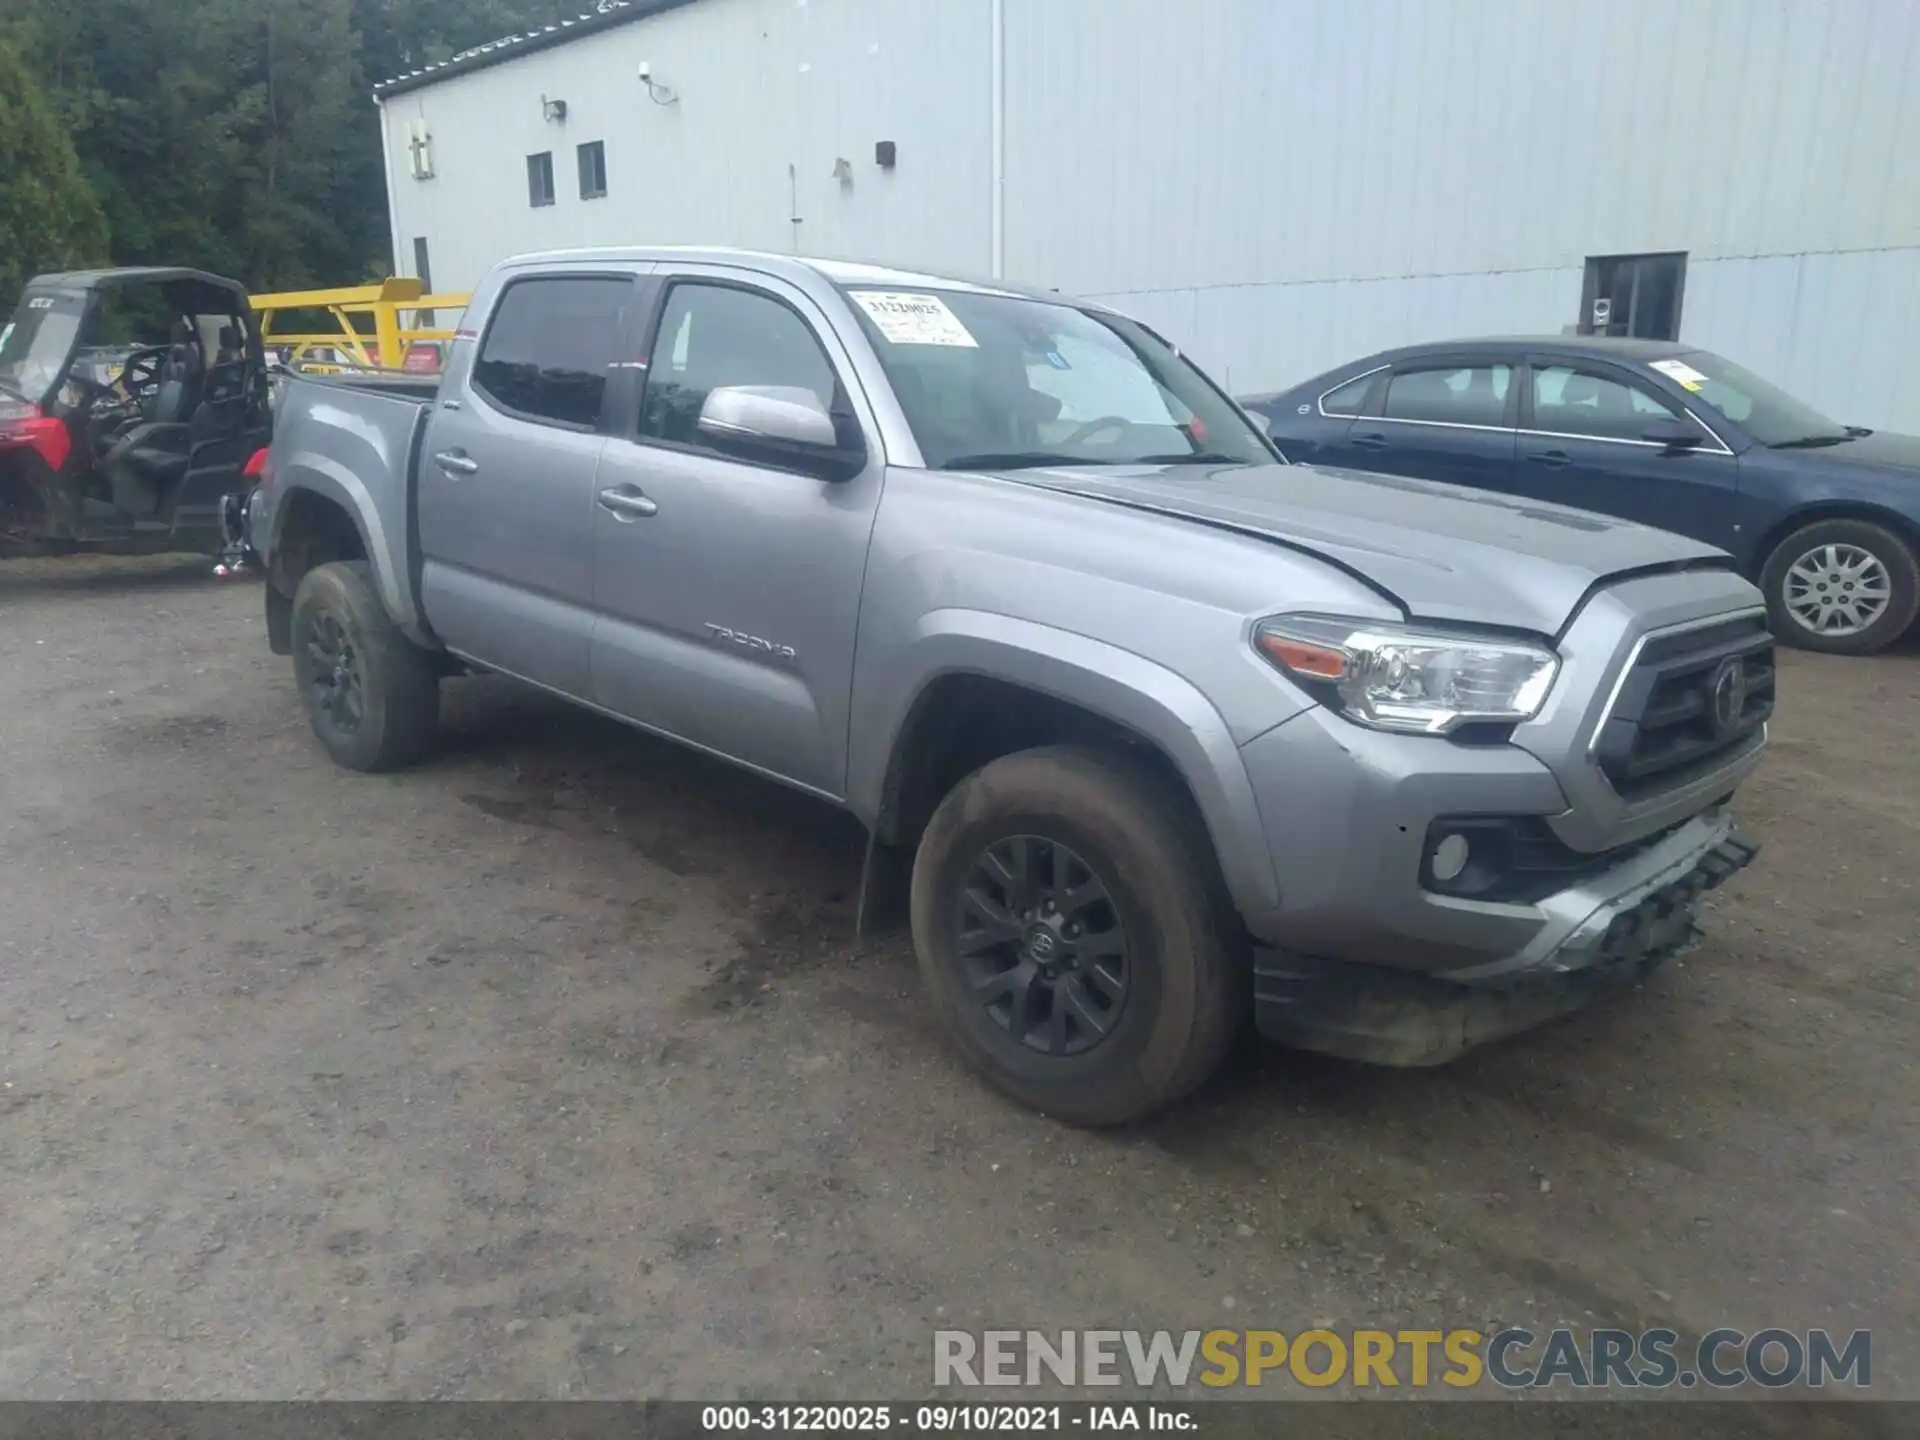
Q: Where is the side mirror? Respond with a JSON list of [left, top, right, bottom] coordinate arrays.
[[1643, 417, 1704, 450], [697, 385, 862, 478]]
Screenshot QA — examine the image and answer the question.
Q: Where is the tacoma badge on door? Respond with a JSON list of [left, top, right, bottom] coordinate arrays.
[[705, 623, 797, 660]]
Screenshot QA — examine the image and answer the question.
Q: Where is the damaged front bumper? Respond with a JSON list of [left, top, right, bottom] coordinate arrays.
[[1252, 823, 1759, 1067]]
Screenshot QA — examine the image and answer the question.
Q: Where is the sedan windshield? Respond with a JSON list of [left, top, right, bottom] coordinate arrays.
[[841, 286, 1275, 470], [0, 290, 86, 405], [1652, 351, 1850, 449]]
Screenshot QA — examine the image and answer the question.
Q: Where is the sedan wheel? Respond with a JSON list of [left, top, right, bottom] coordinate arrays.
[[1760, 519, 1920, 656], [1782, 543, 1891, 639]]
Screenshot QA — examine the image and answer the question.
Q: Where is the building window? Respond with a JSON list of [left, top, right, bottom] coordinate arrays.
[[1582, 253, 1686, 340], [472, 275, 633, 429], [1381, 364, 1511, 427], [578, 141, 608, 200], [527, 152, 556, 208]]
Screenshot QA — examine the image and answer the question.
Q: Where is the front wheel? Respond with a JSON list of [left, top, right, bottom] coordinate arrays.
[[909, 744, 1244, 1126], [290, 560, 440, 771], [1759, 519, 1919, 655]]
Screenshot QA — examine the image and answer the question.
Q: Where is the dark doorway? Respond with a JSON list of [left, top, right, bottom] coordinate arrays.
[[1581, 253, 1686, 340]]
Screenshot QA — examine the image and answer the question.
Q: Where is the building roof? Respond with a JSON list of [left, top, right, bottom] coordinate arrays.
[[372, 0, 703, 101]]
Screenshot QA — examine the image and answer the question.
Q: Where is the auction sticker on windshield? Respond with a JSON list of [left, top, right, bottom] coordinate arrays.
[[1649, 358, 1710, 392], [851, 291, 978, 348]]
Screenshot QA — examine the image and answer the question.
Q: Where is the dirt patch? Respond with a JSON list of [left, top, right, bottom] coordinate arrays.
[[0, 565, 1914, 1404]]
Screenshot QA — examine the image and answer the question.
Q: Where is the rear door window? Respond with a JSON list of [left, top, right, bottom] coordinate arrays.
[[472, 276, 632, 429], [1381, 363, 1512, 427]]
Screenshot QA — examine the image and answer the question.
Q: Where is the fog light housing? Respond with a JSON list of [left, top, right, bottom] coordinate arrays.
[[1430, 832, 1472, 882], [1421, 818, 1518, 898]]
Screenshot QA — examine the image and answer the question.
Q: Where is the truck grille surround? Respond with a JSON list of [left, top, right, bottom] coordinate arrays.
[[1592, 613, 1774, 802]]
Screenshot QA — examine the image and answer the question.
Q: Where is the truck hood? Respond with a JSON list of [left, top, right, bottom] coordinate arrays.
[[984, 460, 1730, 635]]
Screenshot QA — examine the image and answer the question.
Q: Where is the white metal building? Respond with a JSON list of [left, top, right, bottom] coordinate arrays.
[[376, 0, 1920, 429]]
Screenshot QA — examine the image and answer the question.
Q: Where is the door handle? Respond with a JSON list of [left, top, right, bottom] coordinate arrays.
[[1350, 431, 1388, 451], [1525, 449, 1572, 469], [597, 485, 659, 520], [434, 450, 479, 476]]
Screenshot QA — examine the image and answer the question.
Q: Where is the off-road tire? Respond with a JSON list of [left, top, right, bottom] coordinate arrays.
[[290, 560, 440, 772], [910, 744, 1244, 1126], [1759, 518, 1919, 655]]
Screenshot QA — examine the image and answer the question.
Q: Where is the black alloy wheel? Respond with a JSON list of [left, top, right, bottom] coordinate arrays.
[[957, 834, 1130, 1057], [302, 609, 364, 735]]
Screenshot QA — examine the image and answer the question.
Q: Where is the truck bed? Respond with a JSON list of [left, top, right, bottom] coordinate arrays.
[[266, 371, 432, 640]]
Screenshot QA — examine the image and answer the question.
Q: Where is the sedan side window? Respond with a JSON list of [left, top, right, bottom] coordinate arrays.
[[1381, 364, 1510, 426], [1532, 364, 1685, 442], [637, 282, 842, 449]]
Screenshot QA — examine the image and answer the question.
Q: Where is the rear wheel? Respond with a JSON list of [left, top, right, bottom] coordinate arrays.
[[909, 744, 1244, 1126], [290, 560, 440, 771], [1759, 518, 1919, 655]]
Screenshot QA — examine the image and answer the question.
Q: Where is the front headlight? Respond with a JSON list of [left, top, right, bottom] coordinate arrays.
[[1253, 614, 1559, 734]]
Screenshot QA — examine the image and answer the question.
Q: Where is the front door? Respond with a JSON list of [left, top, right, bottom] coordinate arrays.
[[1343, 357, 1519, 492], [588, 269, 884, 798], [1515, 358, 1743, 550], [417, 271, 639, 695]]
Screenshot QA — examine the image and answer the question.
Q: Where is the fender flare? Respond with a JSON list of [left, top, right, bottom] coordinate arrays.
[[850, 609, 1282, 917], [270, 455, 428, 646]]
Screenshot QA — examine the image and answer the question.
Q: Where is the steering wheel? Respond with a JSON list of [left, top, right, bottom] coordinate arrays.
[[1059, 415, 1135, 448], [119, 345, 170, 404]]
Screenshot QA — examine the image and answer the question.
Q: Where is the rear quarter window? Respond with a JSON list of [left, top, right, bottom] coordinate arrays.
[[1319, 371, 1380, 416]]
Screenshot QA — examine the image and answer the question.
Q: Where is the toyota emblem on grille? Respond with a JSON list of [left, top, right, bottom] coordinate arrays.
[[1709, 658, 1749, 736]]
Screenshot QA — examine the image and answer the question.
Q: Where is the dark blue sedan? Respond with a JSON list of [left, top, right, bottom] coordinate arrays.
[[1244, 338, 1920, 655]]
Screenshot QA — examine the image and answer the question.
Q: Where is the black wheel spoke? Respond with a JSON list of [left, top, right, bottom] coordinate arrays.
[[1080, 927, 1126, 960], [1003, 963, 1039, 1044], [1057, 877, 1108, 918], [1061, 978, 1113, 1038], [1005, 837, 1035, 913], [1083, 960, 1125, 1003], [1045, 993, 1072, 1055], [960, 886, 1022, 952]]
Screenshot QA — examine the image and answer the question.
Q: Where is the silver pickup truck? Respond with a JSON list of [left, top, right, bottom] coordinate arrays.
[[249, 247, 1768, 1125]]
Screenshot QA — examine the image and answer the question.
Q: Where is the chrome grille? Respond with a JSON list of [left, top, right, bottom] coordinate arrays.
[[1593, 614, 1774, 801]]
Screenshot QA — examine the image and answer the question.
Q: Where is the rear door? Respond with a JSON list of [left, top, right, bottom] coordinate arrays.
[[1515, 356, 1743, 548], [1251, 366, 1386, 464], [417, 269, 643, 696], [1342, 355, 1520, 491]]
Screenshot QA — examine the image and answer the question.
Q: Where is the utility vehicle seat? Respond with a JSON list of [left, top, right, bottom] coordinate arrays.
[[103, 323, 205, 517]]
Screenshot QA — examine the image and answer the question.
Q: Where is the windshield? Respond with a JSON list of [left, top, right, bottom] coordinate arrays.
[[841, 287, 1274, 470], [0, 290, 87, 404], [1649, 351, 1848, 448]]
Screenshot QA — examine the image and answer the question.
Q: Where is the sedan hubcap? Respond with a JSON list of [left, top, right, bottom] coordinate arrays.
[[954, 835, 1129, 1057], [1783, 543, 1891, 638]]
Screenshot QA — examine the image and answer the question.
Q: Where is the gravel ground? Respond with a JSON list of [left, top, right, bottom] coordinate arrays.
[[0, 556, 1913, 1433]]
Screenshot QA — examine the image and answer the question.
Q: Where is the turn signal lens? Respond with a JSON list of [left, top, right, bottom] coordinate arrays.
[[1253, 631, 1347, 680]]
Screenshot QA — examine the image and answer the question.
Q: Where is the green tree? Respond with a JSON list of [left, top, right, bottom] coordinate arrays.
[[0, 38, 108, 301], [1, 0, 587, 293]]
